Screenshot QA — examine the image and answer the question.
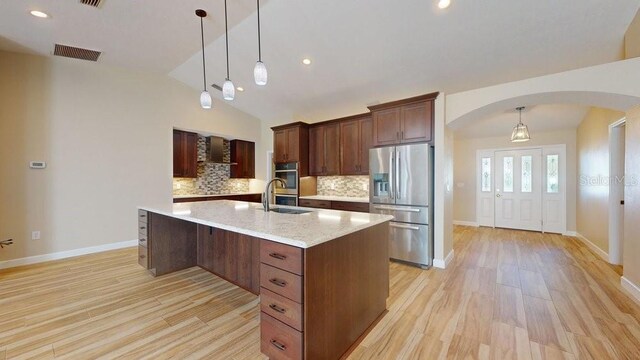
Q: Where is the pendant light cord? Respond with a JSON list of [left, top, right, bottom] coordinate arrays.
[[224, 0, 230, 80], [200, 16, 207, 91], [257, 0, 262, 61]]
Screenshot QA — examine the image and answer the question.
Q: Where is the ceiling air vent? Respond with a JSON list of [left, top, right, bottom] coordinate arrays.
[[54, 44, 102, 62], [211, 83, 223, 92], [79, 0, 103, 7]]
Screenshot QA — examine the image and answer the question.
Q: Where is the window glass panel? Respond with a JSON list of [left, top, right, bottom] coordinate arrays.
[[503, 157, 514, 192], [521, 155, 532, 193], [547, 154, 559, 193], [481, 157, 491, 192]]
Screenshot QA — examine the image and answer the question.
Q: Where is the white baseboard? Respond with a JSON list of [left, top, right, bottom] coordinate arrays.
[[0, 239, 138, 270], [573, 233, 609, 261], [453, 220, 479, 227], [621, 277, 640, 304], [433, 249, 455, 269], [563, 231, 578, 237]]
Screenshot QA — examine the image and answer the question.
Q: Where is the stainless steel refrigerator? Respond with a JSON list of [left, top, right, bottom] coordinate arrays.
[[369, 144, 434, 268]]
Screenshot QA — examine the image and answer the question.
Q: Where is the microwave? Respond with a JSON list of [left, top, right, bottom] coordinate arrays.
[[274, 162, 298, 195]]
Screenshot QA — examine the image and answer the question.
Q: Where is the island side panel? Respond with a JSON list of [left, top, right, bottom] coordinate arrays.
[[303, 222, 390, 359], [149, 213, 197, 276]]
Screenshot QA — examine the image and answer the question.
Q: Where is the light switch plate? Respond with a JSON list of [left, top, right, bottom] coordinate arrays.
[[30, 161, 46, 169]]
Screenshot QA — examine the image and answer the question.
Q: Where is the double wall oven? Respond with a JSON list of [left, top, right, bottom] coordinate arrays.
[[273, 162, 299, 206]]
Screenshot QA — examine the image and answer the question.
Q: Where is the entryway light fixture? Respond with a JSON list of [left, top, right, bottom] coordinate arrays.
[[222, 0, 235, 101], [511, 106, 531, 142], [438, 0, 451, 9], [196, 9, 212, 109], [253, 0, 268, 86]]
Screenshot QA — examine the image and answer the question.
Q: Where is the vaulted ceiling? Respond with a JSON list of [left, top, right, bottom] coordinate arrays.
[[1, 0, 639, 125]]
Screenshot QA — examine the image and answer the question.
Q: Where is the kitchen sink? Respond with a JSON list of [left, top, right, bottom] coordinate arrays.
[[268, 207, 311, 215]]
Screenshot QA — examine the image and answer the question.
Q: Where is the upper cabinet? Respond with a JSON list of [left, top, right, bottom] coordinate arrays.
[[230, 140, 255, 179], [309, 122, 340, 176], [173, 129, 198, 178], [369, 92, 438, 147], [340, 115, 372, 175], [272, 123, 309, 176]]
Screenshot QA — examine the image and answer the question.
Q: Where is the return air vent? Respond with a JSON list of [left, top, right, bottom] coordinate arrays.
[[54, 44, 101, 62], [79, 0, 103, 7], [211, 83, 223, 92]]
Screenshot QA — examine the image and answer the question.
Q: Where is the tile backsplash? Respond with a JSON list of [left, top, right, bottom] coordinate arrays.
[[317, 176, 369, 198], [173, 136, 250, 195]]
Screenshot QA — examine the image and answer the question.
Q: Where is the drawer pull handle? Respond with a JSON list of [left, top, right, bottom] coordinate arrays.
[[139, 214, 146, 218], [269, 253, 287, 260], [271, 339, 287, 351], [139, 255, 146, 259], [269, 278, 287, 287], [139, 239, 146, 243], [269, 303, 286, 314], [140, 226, 146, 230]]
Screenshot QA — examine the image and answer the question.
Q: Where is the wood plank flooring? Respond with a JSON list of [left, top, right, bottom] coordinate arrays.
[[1, 226, 639, 359]]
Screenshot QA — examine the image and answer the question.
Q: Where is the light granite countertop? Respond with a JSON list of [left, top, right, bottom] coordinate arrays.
[[173, 193, 261, 199], [299, 195, 370, 203], [139, 200, 392, 248]]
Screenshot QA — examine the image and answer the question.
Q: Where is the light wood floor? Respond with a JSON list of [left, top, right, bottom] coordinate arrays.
[[1, 227, 639, 359]]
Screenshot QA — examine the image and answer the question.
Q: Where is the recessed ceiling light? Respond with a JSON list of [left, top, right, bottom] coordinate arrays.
[[30, 10, 49, 18], [236, 86, 244, 92], [302, 58, 312, 65], [438, 0, 451, 9]]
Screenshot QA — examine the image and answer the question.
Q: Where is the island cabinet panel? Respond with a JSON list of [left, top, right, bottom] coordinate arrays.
[[260, 288, 303, 332], [149, 213, 197, 276], [303, 222, 389, 360], [261, 312, 304, 360], [196, 225, 260, 294], [260, 239, 303, 275], [309, 123, 340, 176], [260, 264, 303, 303]]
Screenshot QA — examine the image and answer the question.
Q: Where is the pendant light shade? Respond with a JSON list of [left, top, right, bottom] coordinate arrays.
[[254, 0, 268, 85], [196, 9, 211, 109], [200, 90, 212, 109], [222, 79, 235, 101], [254, 61, 267, 86], [511, 107, 531, 142], [222, 0, 235, 101]]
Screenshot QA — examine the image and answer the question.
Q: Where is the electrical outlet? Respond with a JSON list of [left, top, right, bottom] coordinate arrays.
[[177, 183, 181, 190], [32, 231, 41, 240], [330, 182, 335, 190], [362, 183, 368, 191]]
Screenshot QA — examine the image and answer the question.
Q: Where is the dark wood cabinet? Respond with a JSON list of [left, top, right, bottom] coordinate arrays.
[[230, 140, 255, 179], [309, 123, 340, 176], [173, 129, 198, 178], [299, 198, 369, 213], [173, 193, 262, 203], [340, 115, 372, 175], [369, 92, 438, 147], [272, 123, 309, 176]]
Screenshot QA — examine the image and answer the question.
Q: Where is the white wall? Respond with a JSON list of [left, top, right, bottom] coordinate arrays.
[[0, 50, 266, 262], [453, 129, 577, 232]]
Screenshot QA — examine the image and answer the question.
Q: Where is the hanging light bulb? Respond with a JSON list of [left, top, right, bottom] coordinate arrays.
[[222, 0, 235, 100], [511, 107, 531, 142], [222, 79, 235, 100], [254, 0, 268, 85], [196, 9, 212, 109]]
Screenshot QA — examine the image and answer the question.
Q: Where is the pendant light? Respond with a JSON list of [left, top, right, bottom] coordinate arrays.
[[511, 106, 531, 142], [222, 0, 235, 101], [253, 0, 267, 85], [196, 9, 212, 109]]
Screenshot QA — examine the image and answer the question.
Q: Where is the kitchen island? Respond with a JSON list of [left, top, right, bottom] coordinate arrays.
[[137, 200, 392, 360]]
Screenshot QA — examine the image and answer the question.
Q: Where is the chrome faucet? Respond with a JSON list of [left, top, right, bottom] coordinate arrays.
[[263, 178, 287, 212]]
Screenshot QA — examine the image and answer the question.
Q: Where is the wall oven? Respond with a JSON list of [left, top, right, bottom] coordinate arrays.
[[275, 194, 298, 206], [274, 162, 299, 195]]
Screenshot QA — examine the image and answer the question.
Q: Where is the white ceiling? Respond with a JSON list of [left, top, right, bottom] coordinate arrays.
[[1, 0, 639, 125], [454, 104, 591, 139]]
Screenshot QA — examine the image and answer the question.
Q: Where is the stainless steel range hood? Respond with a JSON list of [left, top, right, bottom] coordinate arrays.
[[203, 136, 236, 164]]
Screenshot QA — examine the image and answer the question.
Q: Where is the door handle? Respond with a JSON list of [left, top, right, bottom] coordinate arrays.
[[389, 152, 394, 199], [396, 150, 401, 199], [496, 194, 502, 198], [390, 223, 421, 231], [374, 205, 421, 212]]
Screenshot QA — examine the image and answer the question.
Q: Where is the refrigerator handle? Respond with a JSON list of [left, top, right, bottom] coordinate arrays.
[[396, 150, 401, 199], [389, 151, 394, 199]]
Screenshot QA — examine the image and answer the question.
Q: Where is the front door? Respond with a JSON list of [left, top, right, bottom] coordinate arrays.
[[494, 149, 543, 232]]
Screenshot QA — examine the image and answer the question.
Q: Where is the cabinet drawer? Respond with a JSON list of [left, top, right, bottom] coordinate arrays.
[[260, 240, 303, 275], [138, 245, 148, 268], [260, 264, 303, 303], [138, 237, 148, 248], [138, 222, 149, 233], [298, 199, 331, 209], [260, 312, 303, 360], [331, 201, 370, 213], [261, 288, 303, 332], [138, 210, 148, 223]]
